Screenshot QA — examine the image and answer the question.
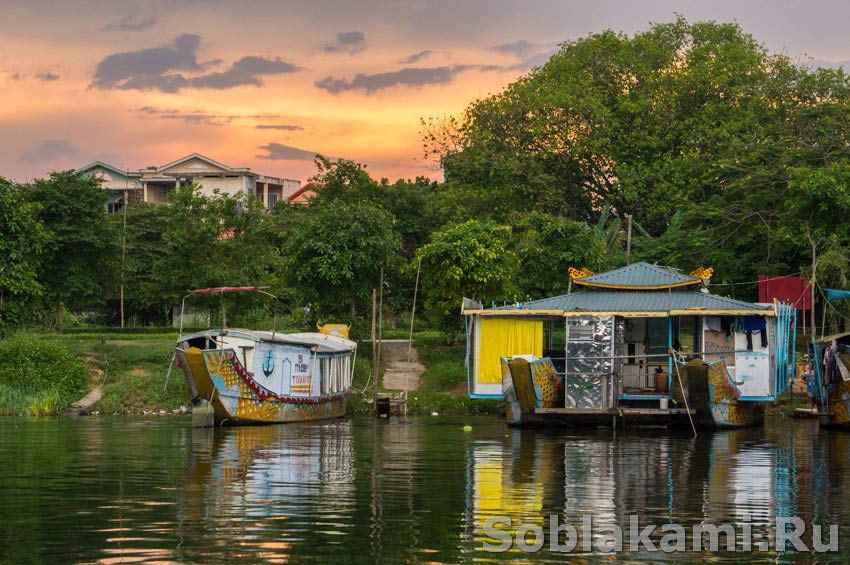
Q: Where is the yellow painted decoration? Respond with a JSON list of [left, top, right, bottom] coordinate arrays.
[[829, 380, 850, 425], [317, 322, 351, 339], [568, 267, 595, 280], [477, 318, 543, 384], [689, 266, 714, 280]]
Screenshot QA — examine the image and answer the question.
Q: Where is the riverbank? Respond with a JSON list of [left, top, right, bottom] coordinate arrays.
[[0, 331, 498, 416]]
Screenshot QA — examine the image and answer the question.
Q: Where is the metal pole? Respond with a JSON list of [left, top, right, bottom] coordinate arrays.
[[625, 213, 633, 265]]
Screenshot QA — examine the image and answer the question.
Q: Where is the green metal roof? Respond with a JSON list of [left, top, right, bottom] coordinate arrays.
[[574, 262, 701, 289], [498, 289, 772, 314]]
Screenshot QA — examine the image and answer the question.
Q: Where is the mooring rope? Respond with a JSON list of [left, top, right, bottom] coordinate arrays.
[[671, 349, 698, 438]]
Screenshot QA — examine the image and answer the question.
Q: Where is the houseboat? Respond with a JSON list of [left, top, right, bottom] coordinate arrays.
[[461, 263, 796, 429], [173, 287, 356, 427]]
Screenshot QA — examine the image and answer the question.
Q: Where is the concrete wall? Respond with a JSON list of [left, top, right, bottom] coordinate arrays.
[[195, 177, 246, 196], [145, 184, 171, 203]]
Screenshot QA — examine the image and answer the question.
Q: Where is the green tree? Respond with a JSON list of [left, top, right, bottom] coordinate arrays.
[[0, 178, 48, 330], [278, 200, 401, 319], [27, 171, 117, 330], [428, 17, 850, 233], [113, 202, 171, 324], [155, 185, 276, 320], [512, 212, 612, 299], [415, 220, 517, 337]]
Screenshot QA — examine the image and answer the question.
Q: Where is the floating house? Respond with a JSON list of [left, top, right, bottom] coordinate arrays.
[[461, 263, 796, 428]]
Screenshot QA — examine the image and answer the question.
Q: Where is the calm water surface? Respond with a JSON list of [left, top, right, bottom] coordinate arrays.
[[0, 414, 848, 562]]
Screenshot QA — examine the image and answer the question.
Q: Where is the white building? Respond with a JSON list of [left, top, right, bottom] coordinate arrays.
[[78, 153, 301, 211]]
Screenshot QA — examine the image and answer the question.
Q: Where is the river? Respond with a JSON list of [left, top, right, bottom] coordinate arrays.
[[0, 415, 847, 562]]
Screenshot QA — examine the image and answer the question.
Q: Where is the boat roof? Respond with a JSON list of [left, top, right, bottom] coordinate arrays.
[[177, 329, 356, 353], [814, 331, 850, 345], [573, 262, 703, 289], [464, 289, 774, 317]]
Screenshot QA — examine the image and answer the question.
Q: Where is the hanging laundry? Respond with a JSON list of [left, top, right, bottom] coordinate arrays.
[[742, 316, 767, 332], [705, 316, 723, 332]]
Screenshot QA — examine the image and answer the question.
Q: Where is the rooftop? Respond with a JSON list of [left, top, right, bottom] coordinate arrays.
[[500, 289, 772, 315], [572, 262, 704, 289]]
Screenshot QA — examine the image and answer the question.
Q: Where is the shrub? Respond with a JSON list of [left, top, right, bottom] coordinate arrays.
[[0, 335, 88, 411]]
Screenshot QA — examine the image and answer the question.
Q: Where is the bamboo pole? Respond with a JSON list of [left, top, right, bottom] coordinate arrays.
[[407, 258, 422, 363], [120, 184, 128, 328], [377, 267, 384, 387], [371, 288, 378, 410]]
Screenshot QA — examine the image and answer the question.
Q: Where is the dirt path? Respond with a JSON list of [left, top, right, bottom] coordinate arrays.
[[380, 340, 425, 391], [67, 354, 104, 415]]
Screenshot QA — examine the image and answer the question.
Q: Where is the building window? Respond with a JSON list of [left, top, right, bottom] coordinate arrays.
[[268, 194, 279, 208], [107, 202, 124, 214]]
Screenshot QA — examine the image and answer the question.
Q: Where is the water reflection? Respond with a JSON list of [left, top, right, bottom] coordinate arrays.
[[1, 416, 849, 562], [466, 421, 847, 561]]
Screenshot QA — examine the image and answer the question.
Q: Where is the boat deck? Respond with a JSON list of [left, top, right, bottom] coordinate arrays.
[[535, 407, 694, 416]]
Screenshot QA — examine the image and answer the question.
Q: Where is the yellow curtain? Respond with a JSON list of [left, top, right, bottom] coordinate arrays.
[[477, 318, 543, 383]]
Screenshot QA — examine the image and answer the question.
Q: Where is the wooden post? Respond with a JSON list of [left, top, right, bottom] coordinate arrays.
[[371, 288, 378, 411], [625, 213, 633, 265], [407, 258, 421, 363], [377, 268, 384, 388], [120, 185, 128, 328], [809, 227, 818, 337]]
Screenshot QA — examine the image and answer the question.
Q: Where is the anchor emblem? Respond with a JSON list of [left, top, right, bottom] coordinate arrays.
[[262, 350, 275, 377]]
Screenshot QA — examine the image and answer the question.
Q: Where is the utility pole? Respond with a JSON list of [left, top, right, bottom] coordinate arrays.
[[625, 213, 633, 265]]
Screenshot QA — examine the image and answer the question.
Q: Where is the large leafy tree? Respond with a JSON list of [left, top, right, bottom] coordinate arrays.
[[512, 212, 613, 300], [113, 202, 171, 324], [415, 220, 517, 337], [0, 178, 48, 329], [429, 17, 850, 234], [27, 171, 117, 330], [154, 186, 276, 317], [278, 200, 401, 319]]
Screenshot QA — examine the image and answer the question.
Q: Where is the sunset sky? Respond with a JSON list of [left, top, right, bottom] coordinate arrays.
[[3, 0, 850, 184]]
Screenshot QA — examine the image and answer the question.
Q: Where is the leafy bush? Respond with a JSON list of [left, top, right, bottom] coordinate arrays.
[[0, 335, 88, 412]]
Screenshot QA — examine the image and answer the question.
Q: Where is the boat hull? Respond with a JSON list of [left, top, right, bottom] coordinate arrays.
[[685, 360, 764, 429], [177, 347, 348, 426], [504, 358, 764, 429], [820, 380, 850, 429]]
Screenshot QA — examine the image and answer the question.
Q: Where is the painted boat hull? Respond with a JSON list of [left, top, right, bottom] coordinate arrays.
[[685, 360, 764, 429], [819, 380, 850, 429], [503, 358, 764, 429], [177, 347, 348, 426], [503, 357, 692, 429]]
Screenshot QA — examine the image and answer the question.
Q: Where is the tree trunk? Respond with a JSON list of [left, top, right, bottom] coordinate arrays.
[[350, 281, 357, 319], [56, 297, 63, 333]]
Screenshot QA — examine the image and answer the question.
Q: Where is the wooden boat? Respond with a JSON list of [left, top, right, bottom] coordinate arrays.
[[679, 358, 764, 428], [173, 287, 356, 427], [808, 331, 850, 430]]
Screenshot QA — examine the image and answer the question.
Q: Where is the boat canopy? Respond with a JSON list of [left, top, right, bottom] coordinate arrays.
[[177, 329, 356, 354]]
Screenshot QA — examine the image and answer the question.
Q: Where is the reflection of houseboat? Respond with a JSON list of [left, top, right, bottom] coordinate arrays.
[[174, 287, 356, 427], [808, 332, 850, 429], [462, 263, 796, 429]]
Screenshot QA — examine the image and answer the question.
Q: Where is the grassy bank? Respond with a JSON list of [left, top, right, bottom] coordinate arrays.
[[50, 332, 186, 414], [346, 335, 501, 416], [0, 330, 498, 416]]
